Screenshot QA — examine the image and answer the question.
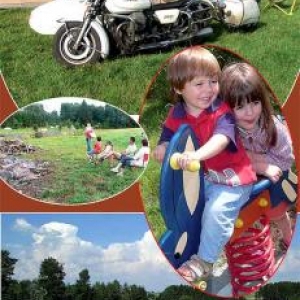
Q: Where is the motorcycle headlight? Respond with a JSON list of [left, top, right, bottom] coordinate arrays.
[[83, 3, 92, 17]]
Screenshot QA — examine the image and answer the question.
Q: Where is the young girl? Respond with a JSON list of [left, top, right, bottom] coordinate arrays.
[[97, 141, 114, 165], [153, 46, 257, 282], [220, 62, 297, 251], [87, 136, 102, 162], [84, 123, 95, 152]]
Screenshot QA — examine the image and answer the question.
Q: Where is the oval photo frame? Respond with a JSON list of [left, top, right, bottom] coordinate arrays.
[[0, 97, 150, 206]]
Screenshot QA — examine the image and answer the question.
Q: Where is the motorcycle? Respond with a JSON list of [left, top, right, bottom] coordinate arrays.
[[29, 0, 260, 67]]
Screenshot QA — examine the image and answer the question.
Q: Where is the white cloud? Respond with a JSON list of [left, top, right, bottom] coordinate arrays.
[[14, 218, 35, 232], [12, 220, 183, 292], [271, 250, 300, 282], [34, 97, 105, 114], [270, 216, 300, 283]]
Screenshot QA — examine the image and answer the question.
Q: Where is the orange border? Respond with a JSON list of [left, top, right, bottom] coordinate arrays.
[[0, 73, 144, 212]]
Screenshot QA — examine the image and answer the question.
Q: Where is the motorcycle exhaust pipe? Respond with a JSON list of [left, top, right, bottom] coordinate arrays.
[[137, 27, 213, 52]]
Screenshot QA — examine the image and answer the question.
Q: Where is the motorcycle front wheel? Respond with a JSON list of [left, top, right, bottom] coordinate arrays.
[[53, 22, 102, 67]]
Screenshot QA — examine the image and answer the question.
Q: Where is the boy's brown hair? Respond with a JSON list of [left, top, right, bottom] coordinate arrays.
[[167, 46, 221, 102]]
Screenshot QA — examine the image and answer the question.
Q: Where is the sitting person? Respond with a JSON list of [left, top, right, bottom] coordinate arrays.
[[111, 139, 150, 176], [97, 141, 114, 165], [87, 136, 102, 162], [108, 136, 137, 164]]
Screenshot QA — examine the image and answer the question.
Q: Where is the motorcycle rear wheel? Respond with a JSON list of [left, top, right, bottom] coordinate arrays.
[[53, 22, 102, 67]]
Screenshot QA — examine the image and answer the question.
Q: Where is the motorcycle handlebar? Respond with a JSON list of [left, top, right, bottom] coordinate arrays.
[[86, 0, 103, 4]]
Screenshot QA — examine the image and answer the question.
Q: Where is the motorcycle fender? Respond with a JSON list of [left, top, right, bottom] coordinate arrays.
[[89, 21, 110, 59], [154, 9, 179, 24]]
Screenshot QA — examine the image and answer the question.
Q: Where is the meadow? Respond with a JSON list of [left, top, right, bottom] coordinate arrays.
[[0, 127, 145, 204]]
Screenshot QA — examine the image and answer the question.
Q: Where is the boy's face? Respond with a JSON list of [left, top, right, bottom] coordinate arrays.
[[176, 75, 219, 116]]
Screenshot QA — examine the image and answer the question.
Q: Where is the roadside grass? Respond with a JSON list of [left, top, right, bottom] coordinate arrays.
[[0, 2, 299, 234], [0, 127, 145, 204]]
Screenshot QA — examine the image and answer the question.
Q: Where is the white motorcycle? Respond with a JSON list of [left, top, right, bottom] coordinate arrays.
[[29, 0, 260, 67]]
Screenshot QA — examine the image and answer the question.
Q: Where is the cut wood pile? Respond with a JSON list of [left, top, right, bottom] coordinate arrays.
[[0, 138, 51, 186], [0, 138, 39, 155]]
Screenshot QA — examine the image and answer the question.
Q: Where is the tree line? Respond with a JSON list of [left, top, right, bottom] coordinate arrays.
[[2, 250, 299, 300], [2, 100, 138, 130], [255, 281, 300, 300], [1, 250, 237, 300]]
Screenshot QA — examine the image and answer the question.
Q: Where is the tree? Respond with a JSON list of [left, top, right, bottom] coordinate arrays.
[[77, 100, 93, 125], [106, 280, 122, 300], [92, 282, 107, 300], [156, 285, 221, 300], [122, 284, 148, 300], [1, 250, 18, 299], [38, 257, 66, 300], [30, 280, 47, 300], [74, 269, 92, 300]]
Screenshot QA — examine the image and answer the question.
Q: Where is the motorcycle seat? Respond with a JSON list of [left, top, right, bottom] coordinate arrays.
[[152, 0, 189, 9]]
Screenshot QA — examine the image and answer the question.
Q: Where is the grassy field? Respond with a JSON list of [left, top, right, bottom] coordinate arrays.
[[0, 127, 145, 204], [0, 2, 299, 109], [0, 2, 299, 233]]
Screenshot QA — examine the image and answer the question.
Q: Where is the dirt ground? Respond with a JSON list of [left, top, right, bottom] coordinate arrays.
[[0, 0, 49, 8]]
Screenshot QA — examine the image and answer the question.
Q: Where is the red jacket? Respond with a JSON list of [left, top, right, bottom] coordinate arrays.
[[93, 141, 102, 154], [163, 100, 256, 186]]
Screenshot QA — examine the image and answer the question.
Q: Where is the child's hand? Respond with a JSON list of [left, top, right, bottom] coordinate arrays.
[[264, 165, 283, 183], [176, 151, 200, 170], [153, 143, 168, 163]]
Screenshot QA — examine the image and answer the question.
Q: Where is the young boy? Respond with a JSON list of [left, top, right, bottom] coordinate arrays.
[[153, 46, 256, 283]]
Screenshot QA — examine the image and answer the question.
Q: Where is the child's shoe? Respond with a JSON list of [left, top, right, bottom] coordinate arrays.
[[111, 167, 119, 173], [177, 255, 213, 283]]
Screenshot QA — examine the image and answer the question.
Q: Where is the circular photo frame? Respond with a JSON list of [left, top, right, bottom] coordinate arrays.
[[0, 97, 150, 205]]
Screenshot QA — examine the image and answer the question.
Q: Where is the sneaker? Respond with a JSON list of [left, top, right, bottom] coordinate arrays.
[[111, 167, 119, 173], [177, 255, 213, 283]]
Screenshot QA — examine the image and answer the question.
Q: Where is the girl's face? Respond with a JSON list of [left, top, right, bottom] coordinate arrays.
[[176, 75, 219, 117], [234, 100, 262, 132]]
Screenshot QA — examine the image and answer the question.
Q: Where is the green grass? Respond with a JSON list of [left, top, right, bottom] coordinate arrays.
[[0, 2, 299, 234], [0, 128, 145, 204], [0, 3, 299, 109]]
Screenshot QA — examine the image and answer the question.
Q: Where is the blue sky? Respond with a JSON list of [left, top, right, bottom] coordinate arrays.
[[1, 213, 300, 293], [1, 213, 184, 292], [2, 214, 149, 248], [270, 213, 300, 282]]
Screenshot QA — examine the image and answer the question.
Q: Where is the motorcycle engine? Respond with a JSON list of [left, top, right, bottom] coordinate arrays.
[[129, 12, 147, 32], [111, 11, 147, 53]]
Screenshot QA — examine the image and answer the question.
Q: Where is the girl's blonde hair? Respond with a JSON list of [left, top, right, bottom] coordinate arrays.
[[220, 62, 277, 147], [167, 46, 221, 102]]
